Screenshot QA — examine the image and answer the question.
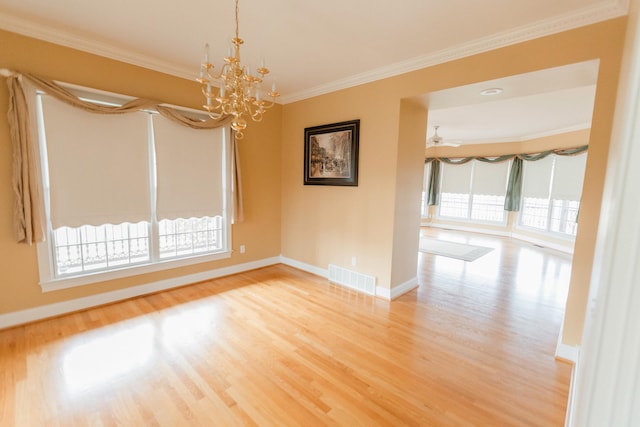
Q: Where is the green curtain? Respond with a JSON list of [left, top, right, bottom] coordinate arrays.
[[426, 159, 441, 206], [504, 157, 523, 211], [518, 145, 588, 161], [476, 154, 514, 164], [425, 145, 588, 165]]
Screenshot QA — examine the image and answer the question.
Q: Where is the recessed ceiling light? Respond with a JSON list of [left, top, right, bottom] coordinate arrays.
[[480, 87, 503, 96]]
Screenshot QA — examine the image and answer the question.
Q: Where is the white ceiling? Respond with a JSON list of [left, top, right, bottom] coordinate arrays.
[[424, 60, 600, 144], [0, 0, 628, 144]]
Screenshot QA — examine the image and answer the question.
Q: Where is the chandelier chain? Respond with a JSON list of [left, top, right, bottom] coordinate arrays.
[[196, 0, 279, 139], [234, 0, 239, 40]]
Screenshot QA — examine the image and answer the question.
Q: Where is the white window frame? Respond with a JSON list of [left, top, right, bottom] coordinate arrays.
[[33, 85, 232, 292]]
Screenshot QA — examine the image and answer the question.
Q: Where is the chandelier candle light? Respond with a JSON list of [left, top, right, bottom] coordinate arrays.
[[197, 0, 279, 139]]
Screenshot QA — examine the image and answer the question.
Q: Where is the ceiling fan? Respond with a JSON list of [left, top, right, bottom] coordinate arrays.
[[427, 125, 460, 147]]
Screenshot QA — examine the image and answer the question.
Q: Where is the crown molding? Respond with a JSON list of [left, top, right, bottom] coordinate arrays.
[[280, 0, 629, 103], [0, 0, 629, 104], [0, 13, 196, 81]]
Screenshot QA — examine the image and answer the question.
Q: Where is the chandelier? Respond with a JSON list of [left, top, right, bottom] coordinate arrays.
[[197, 0, 279, 139]]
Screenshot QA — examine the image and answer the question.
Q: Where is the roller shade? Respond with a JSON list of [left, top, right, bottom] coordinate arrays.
[[472, 160, 509, 196], [41, 95, 151, 229], [551, 154, 587, 201], [522, 155, 554, 199], [441, 161, 472, 194], [152, 115, 224, 220]]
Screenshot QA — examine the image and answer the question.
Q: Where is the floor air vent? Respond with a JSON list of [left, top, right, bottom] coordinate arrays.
[[328, 264, 376, 295]]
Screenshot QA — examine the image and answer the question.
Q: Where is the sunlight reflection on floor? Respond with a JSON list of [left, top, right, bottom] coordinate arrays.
[[63, 322, 154, 393], [160, 305, 217, 349]]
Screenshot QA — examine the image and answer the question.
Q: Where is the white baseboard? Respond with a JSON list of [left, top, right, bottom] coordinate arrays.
[[555, 319, 579, 364], [281, 256, 412, 298], [511, 231, 574, 254], [279, 256, 329, 278], [556, 342, 580, 364], [376, 277, 419, 300], [0, 257, 281, 330]]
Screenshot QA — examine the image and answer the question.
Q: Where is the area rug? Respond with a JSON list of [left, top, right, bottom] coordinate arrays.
[[419, 238, 493, 262]]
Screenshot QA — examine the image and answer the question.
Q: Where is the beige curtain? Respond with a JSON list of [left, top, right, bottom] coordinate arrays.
[[232, 133, 244, 223], [5, 71, 244, 244], [7, 75, 45, 243]]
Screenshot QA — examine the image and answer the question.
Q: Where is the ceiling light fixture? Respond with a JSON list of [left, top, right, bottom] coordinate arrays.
[[480, 87, 503, 96], [197, 0, 279, 139]]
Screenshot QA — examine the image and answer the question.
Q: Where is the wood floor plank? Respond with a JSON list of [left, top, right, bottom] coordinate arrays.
[[0, 228, 572, 426]]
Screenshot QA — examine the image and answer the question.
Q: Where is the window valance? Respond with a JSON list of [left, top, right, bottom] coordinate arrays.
[[424, 145, 588, 212], [3, 70, 244, 244], [425, 145, 588, 165]]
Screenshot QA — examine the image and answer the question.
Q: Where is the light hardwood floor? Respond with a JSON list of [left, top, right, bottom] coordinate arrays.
[[0, 228, 572, 426]]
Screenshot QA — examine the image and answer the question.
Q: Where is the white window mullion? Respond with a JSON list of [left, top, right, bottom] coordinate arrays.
[[544, 156, 557, 232], [147, 113, 160, 262], [467, 161, 476, 219], [560, 200, 569, 233], [221, 127, 232, 253], [34, 92, 57, 283]]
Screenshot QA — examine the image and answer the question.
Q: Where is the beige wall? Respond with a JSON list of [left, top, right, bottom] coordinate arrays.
[[281, 18, 626, 346], [390, 100, 428, 287], [280, 86, 401, 289], [0, 30, 282, 314]]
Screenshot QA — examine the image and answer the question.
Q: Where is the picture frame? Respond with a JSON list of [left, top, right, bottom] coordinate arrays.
[[303, 119, 360, 186]]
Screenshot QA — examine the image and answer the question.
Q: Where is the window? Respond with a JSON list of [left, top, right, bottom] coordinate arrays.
[[469, 160, 508, 222], [439, 161, 473, 219], [36, 90, 231, 287], [550, 200, 580, 235], [519, 153, 586, 237], [437, 160, 509, 223], [158, 217, 224, 259], [54, 222, 150, 275], [440, 193, 471, 219], [520, 197, 550, 229], [471, 194, 506, 222]]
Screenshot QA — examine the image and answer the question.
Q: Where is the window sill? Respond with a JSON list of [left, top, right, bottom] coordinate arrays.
[[39, 250, 232, 292]]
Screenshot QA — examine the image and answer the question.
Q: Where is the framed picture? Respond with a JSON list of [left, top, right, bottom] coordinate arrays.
[[304, 119, 360, 186]]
